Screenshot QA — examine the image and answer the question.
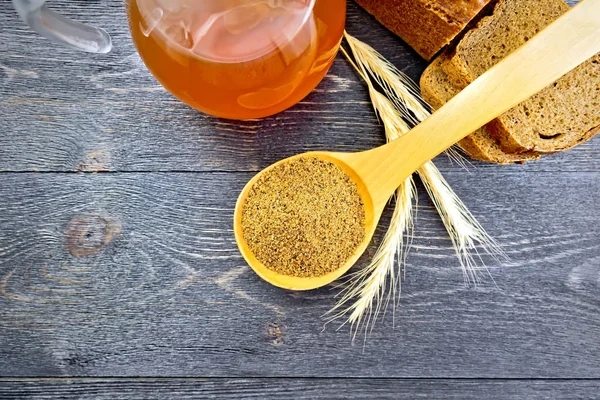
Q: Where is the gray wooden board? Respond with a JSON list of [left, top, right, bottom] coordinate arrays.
[[0, 171, 599, 378], [0, 379, 599, 399], [0, 0, 592, 174], [1, 0, 599, 397]]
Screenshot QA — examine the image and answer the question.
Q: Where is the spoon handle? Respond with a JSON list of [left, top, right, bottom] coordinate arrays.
[[348, 0, 600, 204]]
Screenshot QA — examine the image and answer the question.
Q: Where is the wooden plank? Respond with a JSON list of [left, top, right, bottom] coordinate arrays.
[[0, 378, 599, 399], [1, 0, 596, 173], [1, 171, 599, 378]]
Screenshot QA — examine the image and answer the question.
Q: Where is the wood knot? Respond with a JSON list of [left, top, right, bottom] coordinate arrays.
[[76, 150, 111, 172], [266, 322, 286, 346], [65, 215, 120, 257]]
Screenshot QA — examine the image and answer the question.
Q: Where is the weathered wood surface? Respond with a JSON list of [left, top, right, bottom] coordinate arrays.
[[1, 378, 599, 399], [1, 0, 599, 397], [1, 171, 599, 378]]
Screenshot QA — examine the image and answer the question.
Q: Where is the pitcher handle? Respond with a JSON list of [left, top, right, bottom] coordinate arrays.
[[12, 0, 112, 53]]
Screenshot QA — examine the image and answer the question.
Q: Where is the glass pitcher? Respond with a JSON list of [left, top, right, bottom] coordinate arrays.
[[12, 0, 347, 120]]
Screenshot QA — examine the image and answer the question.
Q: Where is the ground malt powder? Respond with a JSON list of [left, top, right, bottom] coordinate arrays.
[[241, 156, 366, 278]]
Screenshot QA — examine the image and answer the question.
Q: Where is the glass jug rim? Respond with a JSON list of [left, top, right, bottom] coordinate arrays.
[[134, 0, 319, 64]]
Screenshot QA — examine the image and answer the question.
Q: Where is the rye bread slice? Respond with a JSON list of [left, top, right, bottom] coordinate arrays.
[[420, 56, 541, 164], [487, 54, 600, 153], [443, 0, 569, 88], [442, 0, 600, 153]]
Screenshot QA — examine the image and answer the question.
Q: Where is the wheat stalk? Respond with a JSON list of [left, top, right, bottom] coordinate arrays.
[[325, 178, 415, 340], [324, 47, 417, 337], [344, 32, 429, 125], [344, 31, 468, 167], [417, 161, 503, 284], [323, 47, 416, 337], [346, 31, 506, 280], [327, 33, 505, 334]]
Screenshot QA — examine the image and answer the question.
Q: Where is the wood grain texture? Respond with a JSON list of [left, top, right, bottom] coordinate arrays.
[[1, 1, 599, 397], [0, 172, 599, 378], [1, 0, 595, 173], [1, 378, 599, 399]]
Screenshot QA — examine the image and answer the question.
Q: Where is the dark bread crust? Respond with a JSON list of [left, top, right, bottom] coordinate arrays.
[[355, 0, 492, 60]]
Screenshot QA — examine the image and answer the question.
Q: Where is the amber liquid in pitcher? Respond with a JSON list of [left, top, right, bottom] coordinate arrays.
[[127, 0, 346, 120]]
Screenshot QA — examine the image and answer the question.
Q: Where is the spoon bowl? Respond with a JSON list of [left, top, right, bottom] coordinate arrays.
[[233, 151, 380, 291], [234, 0, 600, 290]]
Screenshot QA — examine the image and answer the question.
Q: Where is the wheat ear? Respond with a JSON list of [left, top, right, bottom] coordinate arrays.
[[344, 32, 506, 285], [324, 47, 416, 337], [325, 178, 415, 340]]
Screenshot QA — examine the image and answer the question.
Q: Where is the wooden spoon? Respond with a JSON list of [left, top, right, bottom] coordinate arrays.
[[234, 0, 600, 290]]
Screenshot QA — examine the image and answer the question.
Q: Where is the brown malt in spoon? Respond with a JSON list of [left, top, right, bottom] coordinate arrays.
[[234, 0, 600, 290]]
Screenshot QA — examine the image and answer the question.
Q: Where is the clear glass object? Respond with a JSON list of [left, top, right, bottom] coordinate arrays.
[[12, 0, 347, 120]]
